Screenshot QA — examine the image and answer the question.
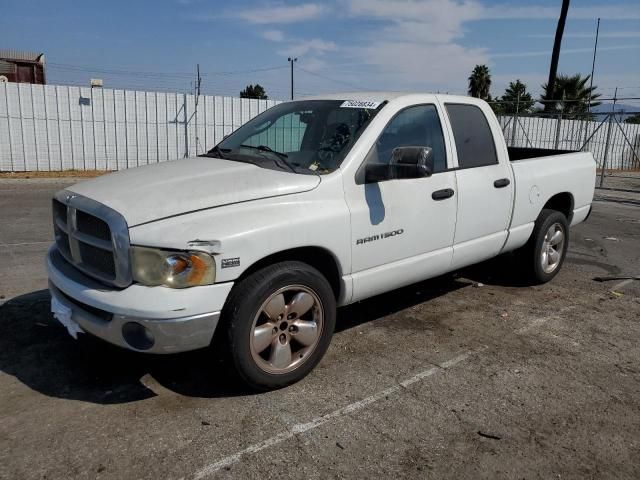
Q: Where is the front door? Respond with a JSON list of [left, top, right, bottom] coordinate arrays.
[[344, 104, 458, 302]]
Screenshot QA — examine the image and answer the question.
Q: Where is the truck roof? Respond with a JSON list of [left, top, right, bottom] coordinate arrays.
[[301, 91, 477, 104]]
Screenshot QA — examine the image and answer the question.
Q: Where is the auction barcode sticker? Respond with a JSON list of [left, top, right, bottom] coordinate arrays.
[[340, 100, 382, 109]]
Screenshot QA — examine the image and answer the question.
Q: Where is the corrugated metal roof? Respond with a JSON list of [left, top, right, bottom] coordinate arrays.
[[0, 50, 44, 62], [0, 60, 15, 74]]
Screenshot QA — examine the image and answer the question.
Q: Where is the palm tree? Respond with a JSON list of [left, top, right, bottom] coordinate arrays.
[[541, 73, 601, 117], [544, 0, 571, 113], [468, 65, 492, 100], [501, 79, 535, 114]]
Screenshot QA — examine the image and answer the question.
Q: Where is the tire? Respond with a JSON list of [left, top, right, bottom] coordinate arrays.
[[220, 261, 336, 391], [521, 208, 569, 284]]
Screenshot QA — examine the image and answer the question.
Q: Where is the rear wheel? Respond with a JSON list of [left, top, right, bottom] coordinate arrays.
[[522, 209, 569, 284], [221, 261, 336, 390]]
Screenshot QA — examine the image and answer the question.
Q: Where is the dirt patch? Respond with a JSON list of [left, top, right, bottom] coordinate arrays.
[[0, 170, 110, 179]]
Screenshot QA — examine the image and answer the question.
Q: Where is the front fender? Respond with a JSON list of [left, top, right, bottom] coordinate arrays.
[[128, 177, 352, 287]]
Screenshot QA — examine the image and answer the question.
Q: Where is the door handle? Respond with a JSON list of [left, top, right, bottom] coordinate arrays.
[[432, 188, 455, 200], [494, 178, 511, 188]]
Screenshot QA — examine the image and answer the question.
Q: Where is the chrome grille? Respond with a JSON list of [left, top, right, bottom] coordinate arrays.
[[52, 191, 132, 288]]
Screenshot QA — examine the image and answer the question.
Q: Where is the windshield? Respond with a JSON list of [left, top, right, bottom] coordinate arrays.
[[204, 100, 384, 174]]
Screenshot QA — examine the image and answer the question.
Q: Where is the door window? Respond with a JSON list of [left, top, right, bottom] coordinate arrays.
[[366, 105, 447, 172], [445, 104, 498, 168]]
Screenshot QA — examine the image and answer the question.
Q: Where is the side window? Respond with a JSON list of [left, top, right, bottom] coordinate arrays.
[[445, 104, 498, 168], [366, 104, 447, 172]]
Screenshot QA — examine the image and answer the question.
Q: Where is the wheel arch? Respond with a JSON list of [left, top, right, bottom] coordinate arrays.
[[541, 192, 574, 222], [235, 246, 343, 301]]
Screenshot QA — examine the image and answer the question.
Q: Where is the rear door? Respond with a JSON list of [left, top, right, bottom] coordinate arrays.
[[444, 103, 514, 269]]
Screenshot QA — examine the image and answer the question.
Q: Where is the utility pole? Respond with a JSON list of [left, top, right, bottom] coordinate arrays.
[[288, 57, 297, 100]]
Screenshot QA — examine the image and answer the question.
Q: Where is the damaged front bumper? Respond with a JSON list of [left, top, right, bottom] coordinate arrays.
[[46, 246, 233, 353]]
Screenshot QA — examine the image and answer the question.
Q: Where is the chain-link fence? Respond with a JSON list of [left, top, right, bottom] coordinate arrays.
[[491, 98, 640, 193]]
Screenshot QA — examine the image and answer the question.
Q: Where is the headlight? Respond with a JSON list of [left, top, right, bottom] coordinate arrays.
[[131, 246, 216, 288]]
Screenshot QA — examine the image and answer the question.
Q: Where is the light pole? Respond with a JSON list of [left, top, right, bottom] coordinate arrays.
[[288, 57, 297, 100], [587, 18, 600, 115]]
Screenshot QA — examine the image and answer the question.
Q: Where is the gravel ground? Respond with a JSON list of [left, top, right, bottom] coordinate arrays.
[[1, 178, 639, 480]]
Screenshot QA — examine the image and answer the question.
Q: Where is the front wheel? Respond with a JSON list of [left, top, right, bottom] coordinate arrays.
[[221, 261, 336, 390], [521, 208, 569, 284]]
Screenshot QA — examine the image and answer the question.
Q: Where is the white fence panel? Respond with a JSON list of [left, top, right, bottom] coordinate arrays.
[[0, 82, 285, 171]]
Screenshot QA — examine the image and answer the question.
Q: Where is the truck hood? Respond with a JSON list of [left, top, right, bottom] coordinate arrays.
[[67, 157, 321, 226]]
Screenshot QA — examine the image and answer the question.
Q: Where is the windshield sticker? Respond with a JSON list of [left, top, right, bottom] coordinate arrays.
[[340, 100, 381, 109]]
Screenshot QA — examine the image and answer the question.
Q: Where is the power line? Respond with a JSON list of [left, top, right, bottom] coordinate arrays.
[[47, 62, 287, 78], [297, 67, 369, 91]]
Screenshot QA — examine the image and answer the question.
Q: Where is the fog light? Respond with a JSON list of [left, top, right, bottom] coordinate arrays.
[[122, 322, 155, 350]]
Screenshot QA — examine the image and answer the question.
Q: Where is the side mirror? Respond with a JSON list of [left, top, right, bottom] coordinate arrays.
[[364, 146, 434, 183]]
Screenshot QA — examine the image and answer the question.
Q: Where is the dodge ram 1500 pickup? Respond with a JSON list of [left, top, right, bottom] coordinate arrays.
[[48, 93, 595, 389]]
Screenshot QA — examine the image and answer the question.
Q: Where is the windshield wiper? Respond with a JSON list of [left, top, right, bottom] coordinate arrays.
[[239, 144, 297, 173], [199, 145, 230, 159]]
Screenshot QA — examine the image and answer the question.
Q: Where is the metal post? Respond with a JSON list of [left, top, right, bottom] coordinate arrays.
[[102, 87, 108, 169], [554, 93, 564, 149], [30, 84, 39, 171], [510, 92, 520, 146], [123, 90, 128, 169], [288, 57, 297, 100], [155, 91, 159, 163], [183, 92, 189, 157], [91, 86, 97, 170], [42, 85, 52, 171], [17, 84, 27, 171], [134, 90, 139, 167], [194, 64, 201, 155], [599, 88, 618, 187], [3, 83, 14, 171], [79, 88, 86, 170], [55, 86, 63, 170]]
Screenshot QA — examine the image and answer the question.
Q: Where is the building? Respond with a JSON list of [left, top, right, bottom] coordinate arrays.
[[0, 50, 46, 84]]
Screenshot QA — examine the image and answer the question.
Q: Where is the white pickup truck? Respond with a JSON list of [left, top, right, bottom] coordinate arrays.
[[47, 93, 595, 389]]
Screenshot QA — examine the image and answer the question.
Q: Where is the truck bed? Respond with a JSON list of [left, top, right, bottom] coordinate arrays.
[[508, 147, 577, 161], [508, 151, 596, 234]]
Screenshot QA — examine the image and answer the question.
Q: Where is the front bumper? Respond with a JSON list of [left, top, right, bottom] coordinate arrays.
[[46, 246, 234, 353]]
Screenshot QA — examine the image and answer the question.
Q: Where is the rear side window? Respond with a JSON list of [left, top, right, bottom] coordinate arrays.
[[445, 104, 498, 168]]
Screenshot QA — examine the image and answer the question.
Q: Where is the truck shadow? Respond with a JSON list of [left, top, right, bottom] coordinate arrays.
[[0, 256, 523, 404]]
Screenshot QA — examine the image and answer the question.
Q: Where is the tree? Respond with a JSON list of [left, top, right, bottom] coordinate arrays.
[[468, 65, 492, 100], [541, 73, 601, 117], [625, 113, 640, 124], [500, 80, 535, 114], [544, 0, 571, 113], [240, 84, 268, 99]]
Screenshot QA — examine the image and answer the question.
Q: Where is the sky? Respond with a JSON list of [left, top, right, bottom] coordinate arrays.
[[2, 0, 639, 104]]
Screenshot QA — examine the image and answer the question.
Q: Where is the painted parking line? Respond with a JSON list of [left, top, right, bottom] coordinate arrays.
[[0, 241, 51, 247], [190, 350, 474, 479]]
